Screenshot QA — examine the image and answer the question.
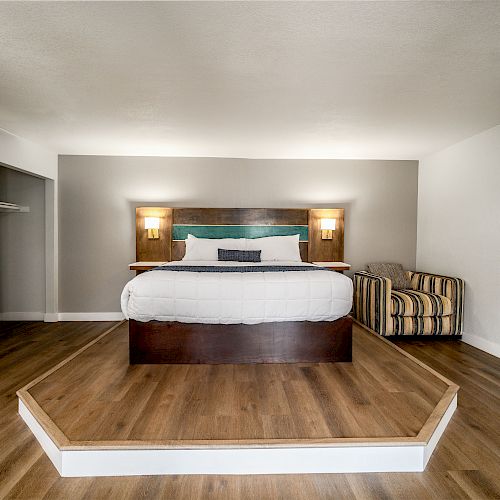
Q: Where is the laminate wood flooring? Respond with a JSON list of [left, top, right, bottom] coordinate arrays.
[[1, 320, 499, 499], [26, 321, 448, 442]]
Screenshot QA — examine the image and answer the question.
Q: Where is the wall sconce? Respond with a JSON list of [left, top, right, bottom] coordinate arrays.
[[144, 217, 160, 239], [320, 218, 336, 240]]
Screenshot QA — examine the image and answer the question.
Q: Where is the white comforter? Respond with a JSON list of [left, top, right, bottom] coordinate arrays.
[[121, 261, 353, 324]]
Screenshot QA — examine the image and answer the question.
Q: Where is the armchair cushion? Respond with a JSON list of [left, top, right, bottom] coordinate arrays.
[[392, 315, 452, 335], [367, 263, 411, 290], [391, 290, 452, 317]]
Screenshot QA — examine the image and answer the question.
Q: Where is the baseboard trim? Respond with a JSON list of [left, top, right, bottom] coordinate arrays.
[[0, 312, 45, 321], [57, 313, 125, 322], [461, 332, 500, 358], [0, 312, 124, 322]]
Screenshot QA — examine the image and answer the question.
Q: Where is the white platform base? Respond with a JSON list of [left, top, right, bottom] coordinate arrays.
[[19, 395, 457, 477]]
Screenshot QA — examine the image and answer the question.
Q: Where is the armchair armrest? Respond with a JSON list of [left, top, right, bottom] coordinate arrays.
[[410, 271, 465, 334], [353, 271, 393, 335]]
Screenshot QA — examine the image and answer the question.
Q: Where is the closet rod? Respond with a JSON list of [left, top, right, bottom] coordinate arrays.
[[0, 201, 30, 212]]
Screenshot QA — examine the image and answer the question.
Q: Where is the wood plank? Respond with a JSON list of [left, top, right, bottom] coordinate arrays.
[[128, 262, 166, 271], [1, 321, 499, 497], [308, 208, 344, 262], [135, 207, 172, 262], [129, 317, 352, 364], [138, 207, 346, 263], [25, 321, 450, 444], [173, 208, 309, 226]]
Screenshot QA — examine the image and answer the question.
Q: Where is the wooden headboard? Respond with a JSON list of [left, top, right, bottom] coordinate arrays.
[[136, 207, 344, 263]]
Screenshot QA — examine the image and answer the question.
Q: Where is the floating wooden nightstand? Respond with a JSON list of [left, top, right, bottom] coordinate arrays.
[[129, 262, 168, 274], [312, 261, 351, 273]]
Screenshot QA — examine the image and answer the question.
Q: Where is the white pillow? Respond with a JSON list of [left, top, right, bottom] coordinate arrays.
[[245, 235, 302, 262], [183, 234, 246, 261]]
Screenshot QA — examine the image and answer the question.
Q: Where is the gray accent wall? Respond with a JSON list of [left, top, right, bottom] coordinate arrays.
[[0, 166, 46, 316], [58, 156, 418, 312]]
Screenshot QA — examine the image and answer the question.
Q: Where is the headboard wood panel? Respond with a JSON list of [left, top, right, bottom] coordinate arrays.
[[135, 207, 172, 262], [136, 207, 344, 264], [308, 208, 345, 262], [174, 208, 308, 226]]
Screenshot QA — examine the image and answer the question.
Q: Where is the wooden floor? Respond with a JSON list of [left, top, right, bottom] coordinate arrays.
[[26, 321, 449, 443], [1, 321, 499, 498]]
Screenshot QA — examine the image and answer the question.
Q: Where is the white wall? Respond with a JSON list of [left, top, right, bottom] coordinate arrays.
[[58, 156, 418, 313], [417, 125, 500, 357], [0, 128, 57, 180]]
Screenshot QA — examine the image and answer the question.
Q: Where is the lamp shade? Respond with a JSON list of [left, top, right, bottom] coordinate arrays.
[[320, 218, 336, 231], [144, 217, 160, 230]]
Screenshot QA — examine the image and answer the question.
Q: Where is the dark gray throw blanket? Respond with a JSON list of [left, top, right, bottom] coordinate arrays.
[[152, 265, 328, 273]]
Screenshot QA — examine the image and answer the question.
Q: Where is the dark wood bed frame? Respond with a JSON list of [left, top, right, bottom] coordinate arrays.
[[129, 316, 352, 364], [130, 207, 351, 364]]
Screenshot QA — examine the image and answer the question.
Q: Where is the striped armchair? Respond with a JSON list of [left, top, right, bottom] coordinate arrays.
[[353, 271, 464, 336]]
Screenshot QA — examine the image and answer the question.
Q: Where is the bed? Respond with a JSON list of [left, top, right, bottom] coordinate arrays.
[[122, 207, 353, 364]]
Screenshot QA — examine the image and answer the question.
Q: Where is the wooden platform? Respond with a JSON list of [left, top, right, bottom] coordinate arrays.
[[17, 320, 458, 476]]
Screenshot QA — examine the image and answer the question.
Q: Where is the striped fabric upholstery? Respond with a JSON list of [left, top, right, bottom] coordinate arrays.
[[353, 271, 393, 336], [391, 315, 452, 335], [391, 290, 452, 317], [409, 272, 464, 336], [353, 270, 464, 336]]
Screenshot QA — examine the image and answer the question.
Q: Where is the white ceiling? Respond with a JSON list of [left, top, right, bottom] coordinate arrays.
[[0, 1, 499, 159]]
